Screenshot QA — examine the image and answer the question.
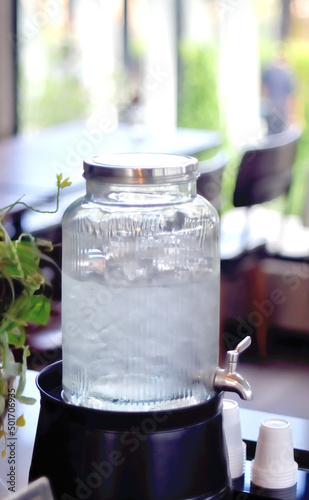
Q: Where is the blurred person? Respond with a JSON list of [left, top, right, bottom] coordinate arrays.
[[261, 52, 296, 134]]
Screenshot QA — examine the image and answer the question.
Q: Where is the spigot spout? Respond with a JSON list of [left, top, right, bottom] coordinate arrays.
[[213, 336, 253, 400], [214, 369, 253, 400]]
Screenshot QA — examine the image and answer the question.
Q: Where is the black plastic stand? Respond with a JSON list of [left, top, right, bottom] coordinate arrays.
[[29, 361, 232, 500]]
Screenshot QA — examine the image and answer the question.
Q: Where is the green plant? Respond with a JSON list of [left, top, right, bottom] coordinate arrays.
[[0, 174, 71, 456]]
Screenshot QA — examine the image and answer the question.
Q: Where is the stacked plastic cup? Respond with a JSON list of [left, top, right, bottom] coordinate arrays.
[[251, 418, 298, 489], [222, 399, 246, 480]]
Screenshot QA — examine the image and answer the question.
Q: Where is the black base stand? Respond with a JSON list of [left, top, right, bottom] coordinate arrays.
[[29, 361, 232, 500]]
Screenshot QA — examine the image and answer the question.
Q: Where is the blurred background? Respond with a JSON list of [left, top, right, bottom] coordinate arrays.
[[2, 0, 309, 214], [1, 0, 309, 418]]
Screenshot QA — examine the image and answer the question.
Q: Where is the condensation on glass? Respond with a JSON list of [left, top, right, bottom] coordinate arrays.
[[61, 153, 220, 411]]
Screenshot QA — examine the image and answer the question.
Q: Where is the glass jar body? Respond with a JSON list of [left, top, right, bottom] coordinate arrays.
[[61, 179, 220, 411]]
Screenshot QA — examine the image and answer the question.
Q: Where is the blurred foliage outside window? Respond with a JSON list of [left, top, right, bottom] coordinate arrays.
[[177, 43, 221, 135], [18, 0, 89, 131], [19, 36, 89, 130]]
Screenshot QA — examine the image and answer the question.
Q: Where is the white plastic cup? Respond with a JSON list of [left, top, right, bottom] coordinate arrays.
[[222, 399, 246, 479], [251, 418, 298, 489]]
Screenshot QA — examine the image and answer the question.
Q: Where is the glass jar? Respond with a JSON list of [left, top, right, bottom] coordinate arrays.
[[61, 153, 220, 411]]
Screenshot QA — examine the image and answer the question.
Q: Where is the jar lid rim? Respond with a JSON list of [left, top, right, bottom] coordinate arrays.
[[83, 153, 199, 183]]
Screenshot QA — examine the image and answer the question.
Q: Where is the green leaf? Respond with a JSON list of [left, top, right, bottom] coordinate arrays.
[[16, 414, 26, 427], [15, 347, 27, 398], [60, 177, 72, 189], [14, 238, 41, 278], [56, 173, 63, 187], [7, 327, 26, 348], [0, 379, 7, 396], [21, 294, 51, 325], [0, 396, 5, 418], [2, 361, 22, 379], [57, 173, 72, 190], [16, 395, 36, 406], [2, 263, 21, 278], [0, 332, 22, 378]]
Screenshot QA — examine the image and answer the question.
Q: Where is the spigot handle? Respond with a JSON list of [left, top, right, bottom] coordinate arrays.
[[235, 336, 251, 354], [226, 336, 252, 373], [214, 336, 253, 400]]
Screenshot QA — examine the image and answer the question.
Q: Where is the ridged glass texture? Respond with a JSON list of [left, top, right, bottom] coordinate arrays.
[[61, 180, 220, 411]]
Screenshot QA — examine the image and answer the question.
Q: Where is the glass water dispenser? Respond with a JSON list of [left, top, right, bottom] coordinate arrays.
[[29, 153, 252, 500]]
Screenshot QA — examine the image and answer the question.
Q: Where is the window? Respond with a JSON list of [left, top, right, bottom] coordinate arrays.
[[17, 0, 179, 135]]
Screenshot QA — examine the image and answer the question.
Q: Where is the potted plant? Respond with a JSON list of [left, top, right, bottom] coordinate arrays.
[[0, 174, 71, 456]]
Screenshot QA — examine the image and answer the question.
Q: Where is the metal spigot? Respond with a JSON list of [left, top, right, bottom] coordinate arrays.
[[214, 336, 253, 400]]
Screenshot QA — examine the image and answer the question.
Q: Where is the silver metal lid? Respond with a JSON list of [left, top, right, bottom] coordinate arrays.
[[83, 153, 199, 184]]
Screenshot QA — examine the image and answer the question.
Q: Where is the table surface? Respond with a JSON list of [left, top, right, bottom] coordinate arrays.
[[0, 369, 308, 497], [0, 122, 222, 237], [0, 122, 221, 208]]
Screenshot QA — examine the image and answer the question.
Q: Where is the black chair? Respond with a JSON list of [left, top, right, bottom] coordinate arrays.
[[220, 125, 303, 356], [233, 125, 301, 207], [221, 125, 302, 260]]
